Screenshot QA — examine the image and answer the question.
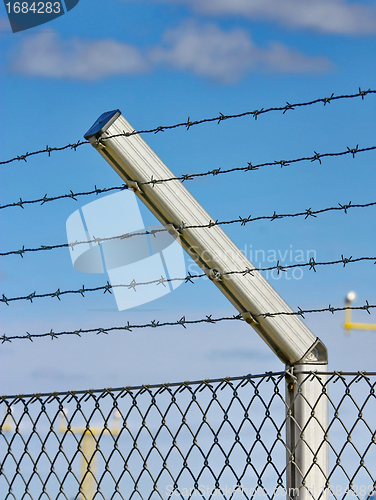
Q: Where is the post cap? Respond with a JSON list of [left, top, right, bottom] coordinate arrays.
[[84, 110, 121, 140]]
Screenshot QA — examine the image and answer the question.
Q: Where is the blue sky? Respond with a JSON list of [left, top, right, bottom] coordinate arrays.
[[0, 0, 375, 396]]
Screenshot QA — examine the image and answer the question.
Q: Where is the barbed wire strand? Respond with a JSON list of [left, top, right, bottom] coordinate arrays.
[[1, 201, 375, 258], [1, 255, 374, 305], [1, 88, 374, 167], [1, 145, 375, 211], [1, 303, 374, 343]]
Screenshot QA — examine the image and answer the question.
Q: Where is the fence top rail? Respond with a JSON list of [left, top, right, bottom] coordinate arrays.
[[1, 370, 375, 402]]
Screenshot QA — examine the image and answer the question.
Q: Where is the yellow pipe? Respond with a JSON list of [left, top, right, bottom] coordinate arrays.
[[59, 411, 121, 500], [343, 299, 376, 333], [344, 322, 376, 331]]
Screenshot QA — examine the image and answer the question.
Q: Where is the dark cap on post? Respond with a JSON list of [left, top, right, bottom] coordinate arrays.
[[84, 110, 121, 141]]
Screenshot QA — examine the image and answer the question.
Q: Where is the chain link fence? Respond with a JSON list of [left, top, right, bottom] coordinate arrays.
[[1, 371, 375, 500]]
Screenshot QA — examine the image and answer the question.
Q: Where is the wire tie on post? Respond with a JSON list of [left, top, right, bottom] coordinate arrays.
[[242, 267, 254, 276]]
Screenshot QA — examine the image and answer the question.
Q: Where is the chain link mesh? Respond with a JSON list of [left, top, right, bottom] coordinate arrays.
[[1, 371, 375, 500]]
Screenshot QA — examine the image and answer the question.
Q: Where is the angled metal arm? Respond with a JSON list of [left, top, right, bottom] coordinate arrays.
[[84, 110, 326, 368], [85, 110, 328, 500]]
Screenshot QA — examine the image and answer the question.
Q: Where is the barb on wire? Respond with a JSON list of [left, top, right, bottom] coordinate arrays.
[[1, 88, 374, 166], [1, 200, 375, 258], [1, 303, 375, 342], [1, 145, 375, 211], [1, 255, 375, 305]]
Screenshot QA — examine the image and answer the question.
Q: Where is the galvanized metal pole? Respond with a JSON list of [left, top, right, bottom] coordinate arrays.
[[286, 361, 328, 500], [84, 110, 329, 500]]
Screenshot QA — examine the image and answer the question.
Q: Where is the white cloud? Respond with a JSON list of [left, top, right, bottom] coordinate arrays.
[[11, 31, 149, 80], [147, 0, 376, 35], [150, 23, 332, 83], [10, 24, 332, 83]]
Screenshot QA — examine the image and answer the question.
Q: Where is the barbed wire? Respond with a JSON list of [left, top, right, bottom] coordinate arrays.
[[0, 184, 129, 211], [1, 303, 374, 343], [140, 145, 376, 187], [1, 200, 375, 258], [1, 255, 374, 305], [1, 145, 375, 211], [1, 88, 374, 167]]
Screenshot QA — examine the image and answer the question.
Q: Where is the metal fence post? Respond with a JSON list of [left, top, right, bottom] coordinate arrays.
[[84, 110, 331, 500], [286, 349, 328, 500]]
